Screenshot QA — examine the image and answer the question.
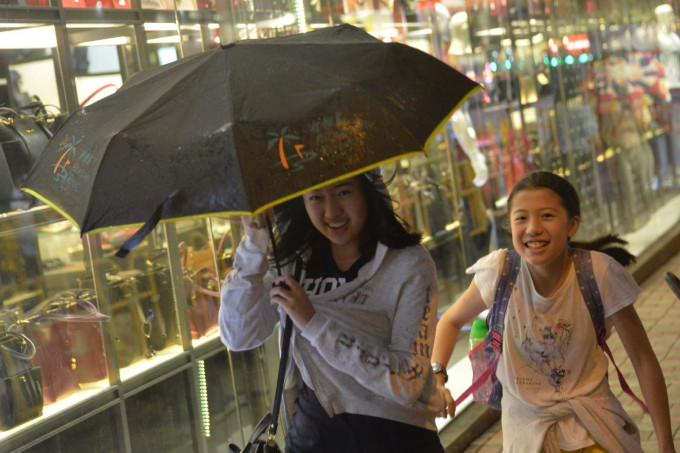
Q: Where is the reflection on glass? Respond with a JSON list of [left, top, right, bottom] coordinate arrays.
[[203, 353, 240, 447], [176, 219, 221, 342], [68, 25, 139, 107], [88, 227, 180, 370], [23, 406, 122, 452], [0, 26, 62, 214], [0, 209, 111, 418], [126, 371, 195, 452], [229, 340, 280, 444]]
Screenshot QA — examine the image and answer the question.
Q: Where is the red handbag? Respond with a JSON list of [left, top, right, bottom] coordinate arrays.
[[22, 290, 109, 404], [23, 322, 80, 405], [179, 242, 221, 339], [187, 271, 220, 339]]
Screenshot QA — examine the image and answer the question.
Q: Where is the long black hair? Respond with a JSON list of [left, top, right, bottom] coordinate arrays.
[[507, 171, 636, 267], [271, 171, 421, 266]]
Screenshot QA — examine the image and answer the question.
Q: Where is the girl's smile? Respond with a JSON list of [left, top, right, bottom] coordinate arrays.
[[510, 187, 579, 293], [303, 177, 368, 270]]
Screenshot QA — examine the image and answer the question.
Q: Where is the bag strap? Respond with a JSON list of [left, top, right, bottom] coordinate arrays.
[[267, 256, 303, 443], [454, 249, 520, 406], [571, 248, 649, 414], [22, 289, 110, 324], [0, 331, 36, 360], [488, 250, 522, 355]]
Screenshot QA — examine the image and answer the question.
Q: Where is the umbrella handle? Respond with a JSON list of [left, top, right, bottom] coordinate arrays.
[[266, 217, 282, 277]]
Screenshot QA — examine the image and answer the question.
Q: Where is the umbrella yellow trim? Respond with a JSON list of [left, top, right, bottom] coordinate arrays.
[[21, 188, 82, 230], [423, 83, 482, 153], [20, 84, 480, 234]]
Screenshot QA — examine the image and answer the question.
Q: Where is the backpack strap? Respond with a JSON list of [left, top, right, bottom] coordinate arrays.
[[571, 248, 649, 414], [487, 250, 522, 355], [454, 250, 521, 407]]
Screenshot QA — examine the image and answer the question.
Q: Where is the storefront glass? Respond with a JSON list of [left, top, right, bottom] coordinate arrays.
[[1, 0, 680, 450]]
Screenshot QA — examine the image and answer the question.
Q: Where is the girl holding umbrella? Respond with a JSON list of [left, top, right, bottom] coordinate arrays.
[[219, 170, 445, 452]]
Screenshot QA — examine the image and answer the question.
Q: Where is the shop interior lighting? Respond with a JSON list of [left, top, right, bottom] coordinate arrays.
[[0, 23, 143, 48], [78, 36, 130, 46], [197, 360, 211, 439], [0, 25, 55, 49], [293, 0, 306, 33], [445, 221, 460, 232], [475, 27, 505, 37], [144, 22, 182, 31]]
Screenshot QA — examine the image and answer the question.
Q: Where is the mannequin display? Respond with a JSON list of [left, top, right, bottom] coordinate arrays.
[[451, 109, 488, 187], [450, 110, 491, 260], [448, 11, 471, 57], [655, 4, 680, 187], [598, 85, 656, 231], [655, 4, 680, 90]]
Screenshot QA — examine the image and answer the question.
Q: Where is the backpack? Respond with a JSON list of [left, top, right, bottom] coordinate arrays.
[[455, 248, 649, 413]]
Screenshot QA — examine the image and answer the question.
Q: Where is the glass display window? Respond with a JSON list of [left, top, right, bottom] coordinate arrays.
[[175, 219, 222, 345], [2, 0, 680, 450], [125, 370, 196, 452], [0, 207, 112, 442], [22, 406, 123, 452], [66, 24, 141, 106], [85, 226, 184, 381]]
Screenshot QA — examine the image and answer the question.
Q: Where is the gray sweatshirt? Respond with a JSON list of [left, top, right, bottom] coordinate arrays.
[[219, 232, 443, 433]]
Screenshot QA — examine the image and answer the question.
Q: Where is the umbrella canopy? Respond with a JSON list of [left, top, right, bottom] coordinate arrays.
[[22, 24, 479, 251]]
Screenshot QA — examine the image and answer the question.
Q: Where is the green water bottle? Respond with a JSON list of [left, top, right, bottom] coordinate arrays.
[[469, 319, 488, 350]]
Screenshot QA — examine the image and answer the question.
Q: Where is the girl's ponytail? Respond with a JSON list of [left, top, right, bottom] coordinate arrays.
[[571, 234, 637, 267]]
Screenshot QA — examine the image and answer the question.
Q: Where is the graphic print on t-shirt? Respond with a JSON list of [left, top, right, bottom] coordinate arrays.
[[522, 317, 573, 392], [301, 276, 347, 296], [301, 251, 368, 296]]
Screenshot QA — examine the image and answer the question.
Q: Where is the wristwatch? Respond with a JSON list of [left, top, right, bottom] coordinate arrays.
[[431, 362, 448, 383]]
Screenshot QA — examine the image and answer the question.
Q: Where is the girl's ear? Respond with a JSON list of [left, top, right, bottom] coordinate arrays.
[[567, 215, 580, 239]]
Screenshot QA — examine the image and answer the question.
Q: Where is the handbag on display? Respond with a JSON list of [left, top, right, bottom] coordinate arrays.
[[0, 330, 43, 430], [107, 273, 159, 366], [179, 241, 220, 339], [0, 107, 52, 211], [22, 290, 110, 404], [79, 265, 169, 367]]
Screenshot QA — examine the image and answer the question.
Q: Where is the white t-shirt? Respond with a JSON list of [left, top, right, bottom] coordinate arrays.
[[468, 249, 641, 450]]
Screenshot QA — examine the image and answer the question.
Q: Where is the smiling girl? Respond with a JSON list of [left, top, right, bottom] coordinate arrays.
[[219, 170, 445, 452], [431, 171, 675, 453]]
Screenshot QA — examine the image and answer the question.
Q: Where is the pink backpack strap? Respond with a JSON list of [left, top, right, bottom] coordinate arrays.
[[454, 343, 499, 406]]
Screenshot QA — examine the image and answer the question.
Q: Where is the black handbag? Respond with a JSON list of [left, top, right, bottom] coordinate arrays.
[[228, 318, 290, 453], [229, 412, 281, 453], [0, 330, 43, 430], [0, 107, 52, 211]]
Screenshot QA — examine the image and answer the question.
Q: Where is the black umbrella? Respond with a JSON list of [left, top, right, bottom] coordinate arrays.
[[22, 24, 479, 256]]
